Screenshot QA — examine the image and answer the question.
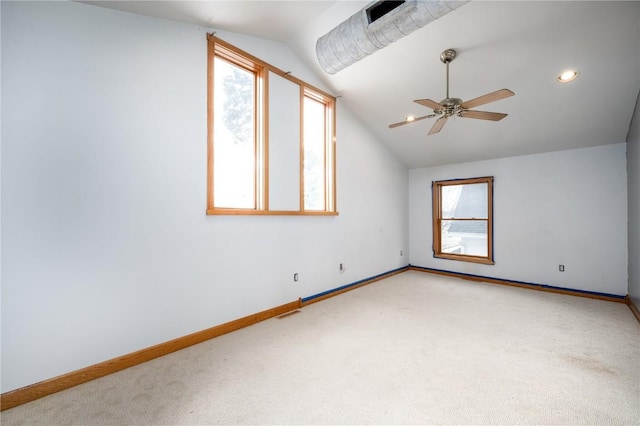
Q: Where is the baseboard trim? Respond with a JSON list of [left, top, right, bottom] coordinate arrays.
[[0, 299, 301, 412], [301, 265, 409, 306], [627, 296, 640, 323], [5, 268, 633, 411], [409, 265, 627, 303]]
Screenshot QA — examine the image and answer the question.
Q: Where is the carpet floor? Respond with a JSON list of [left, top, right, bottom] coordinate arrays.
[[2, 271, 639, 425]]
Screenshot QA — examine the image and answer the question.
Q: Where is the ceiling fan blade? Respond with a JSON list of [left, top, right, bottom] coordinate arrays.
[[461, 89, 514, 110], [388, 115, 432, 129], [460, 110, 508, 121], [414, 99, 444, 110], [428, 116, 448, 135]]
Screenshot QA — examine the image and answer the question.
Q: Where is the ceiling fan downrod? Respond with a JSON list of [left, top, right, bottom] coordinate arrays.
[[439, 49, 464, 117], [446, 60, 450, 99], [440, 48, 456, 100]]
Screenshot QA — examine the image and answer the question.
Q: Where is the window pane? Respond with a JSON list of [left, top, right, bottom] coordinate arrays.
[[303, 96, 326, 211], [213, 57, 255, 209], [442, 183, 487, 219], [441, 220, 488, 256]]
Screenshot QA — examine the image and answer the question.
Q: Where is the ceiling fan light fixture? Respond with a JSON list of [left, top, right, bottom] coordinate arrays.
[[406, 115, 416, 122], [557, 70, 579, 83]]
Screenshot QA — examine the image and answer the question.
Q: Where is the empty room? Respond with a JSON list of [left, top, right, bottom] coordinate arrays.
[[1, 0, 639, 424]]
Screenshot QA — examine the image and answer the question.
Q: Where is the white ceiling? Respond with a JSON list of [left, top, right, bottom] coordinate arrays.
[[85, 1, 640, 168]]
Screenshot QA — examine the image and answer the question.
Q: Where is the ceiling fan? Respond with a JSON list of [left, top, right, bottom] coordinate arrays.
[[389, 49, 514, 135]]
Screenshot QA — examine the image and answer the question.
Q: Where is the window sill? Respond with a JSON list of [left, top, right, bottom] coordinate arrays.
[[434, 253, 495, 265], [206, 209, 339, 216]]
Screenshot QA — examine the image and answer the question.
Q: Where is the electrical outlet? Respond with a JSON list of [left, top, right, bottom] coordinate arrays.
[[339, 263, 344, 272], [559, 265, 565, 272], [294, 273, 299, 281], [400, 250, 403, 256]]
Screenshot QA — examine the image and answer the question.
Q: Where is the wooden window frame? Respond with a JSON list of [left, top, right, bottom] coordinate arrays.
[[432, 176, 494, 265], [301, 88, 336, 212], [207, 34, 337, 216], [210, 44, 263, 211]]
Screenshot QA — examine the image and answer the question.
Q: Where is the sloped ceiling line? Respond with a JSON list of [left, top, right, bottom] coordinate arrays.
[[316, 0, 469, 74]]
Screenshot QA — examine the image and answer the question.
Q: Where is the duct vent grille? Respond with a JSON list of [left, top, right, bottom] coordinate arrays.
[[366, 1, 406, 24]]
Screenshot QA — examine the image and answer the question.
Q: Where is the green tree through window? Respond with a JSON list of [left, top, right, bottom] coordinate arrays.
[[212, 57, 256, 209], [223, 67, 253, 145]]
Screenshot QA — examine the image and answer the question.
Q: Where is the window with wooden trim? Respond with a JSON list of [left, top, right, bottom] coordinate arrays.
[[207, 35, 336, 215], [432, 176, 494, 264]]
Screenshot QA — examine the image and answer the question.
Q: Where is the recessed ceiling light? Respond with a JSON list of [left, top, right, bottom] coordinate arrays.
[[557, 70, 579, 83]]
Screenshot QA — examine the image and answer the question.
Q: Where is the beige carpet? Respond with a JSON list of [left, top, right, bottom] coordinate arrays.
[[2, 271, 639, 425]]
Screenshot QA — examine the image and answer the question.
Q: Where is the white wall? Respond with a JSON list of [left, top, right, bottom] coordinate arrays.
[[628, 92, 640, 306], [0, 1, 408, 393], [409, 144, 628, 296]]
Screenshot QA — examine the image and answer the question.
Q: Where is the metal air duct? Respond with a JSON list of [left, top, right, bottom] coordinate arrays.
[[316, 0, 469, 74]]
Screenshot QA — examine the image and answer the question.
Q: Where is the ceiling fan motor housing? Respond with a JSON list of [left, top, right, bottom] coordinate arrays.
[[439, 97, 463, 117]]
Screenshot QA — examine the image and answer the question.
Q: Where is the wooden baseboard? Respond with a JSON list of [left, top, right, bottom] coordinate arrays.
[[301, 266, 409, 307], [409, 266, 626, 304], [627, 296, 640, 323], [2, 263, 409, 412], [0, 299, 300, 411], [5, 268, 633, 411]]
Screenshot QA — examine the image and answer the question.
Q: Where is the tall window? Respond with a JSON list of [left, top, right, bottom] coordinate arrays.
[[207, 35, 336, 215], [212, 54, 260, 209], [432, 176, 494, 264], [303, 90, 333, 211]]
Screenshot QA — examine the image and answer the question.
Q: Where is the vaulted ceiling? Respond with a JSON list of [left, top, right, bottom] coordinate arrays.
[[84, 1, 640, 168]]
